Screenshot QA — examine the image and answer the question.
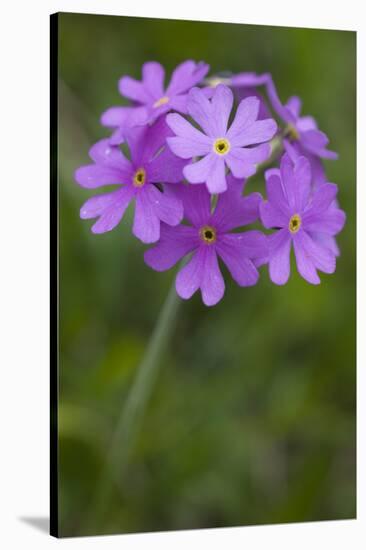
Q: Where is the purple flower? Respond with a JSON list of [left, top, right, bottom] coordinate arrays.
[[74, 118, 185, 243], [243, 75, 338, 160], [282, 96, 338, 160], [284, 139, 341, 256], [144, 176, 268, 306], [101, 60, 209, 145], [228, 73, 337, 160], [260, 154, 346, 285], [166, 84, 277, 194]]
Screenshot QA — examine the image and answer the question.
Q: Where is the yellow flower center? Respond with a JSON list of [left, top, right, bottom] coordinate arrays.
[[133, 168, 146, 187], [153, 96, 170, 108], [213, 137, 230, 155], [289, 213, 302, 233], [287, 124, 300, 141], [199, 225, 217, 244]]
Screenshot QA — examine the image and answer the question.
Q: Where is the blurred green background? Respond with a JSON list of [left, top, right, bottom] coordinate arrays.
[[57, 13, 356, 537]]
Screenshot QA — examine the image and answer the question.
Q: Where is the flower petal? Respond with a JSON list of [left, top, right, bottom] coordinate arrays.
[[260, 200, 288, 229], [235, 88, 272, 120], [283, 139, 301, 163], [200, 246, 225, 306], [167, 60, 209, 96], [265, 75, 295, 124], [126, 116, 171, 166], [265, 170, 290, 216], [229, 119, 277, 147], [187, 87, 216, 136], [309, 232, 340, 257], [296, 230, 336, 274], [230, 72, 269, 87], [168, 94, 188, 114], [300, 129, 338, 159], [106, 107, 149, 145], [280, 153, 297, 210], [173, 184, 211, 227], [211, 84, 233, 135], [142, 61, 165, 99], [301, 128, 328, 149], [302, 207, 346, 235], [231, 230, 268, 259], [286, 96, 302, 118], [118, 75, 152, 104], [100, 106, 134, 127], [132, 189, 160, 243], [148, 147, 187, 183], [226, 96, 260, 140], [307, 154, 327, 188], [75, 165, 128, 188], [175, 247, 204, 301], [80, 187, 133, 234], [166, 113, 211, 158], [146, 185, 183, 226], [144, 224, 197, 271], [268, 228, 292, 285], [183, 153, 215, 184], [109, 127, 125, 146], [306, 183, 338, 213], [293, 230, 329, 284], [144, 116, 174, 162], [213, 185, 261, 232], [88, 139, 131, 171], [293, 155, 312, 211], [297, 115, 317, 132], [176, 246, 225, 306], [205, 155, 227, 194], [225, 144, 271, 178], [216, 232, 266, 286], [167, 135, 211, 159]]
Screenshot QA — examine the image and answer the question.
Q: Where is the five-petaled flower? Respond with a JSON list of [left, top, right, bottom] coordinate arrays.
[[74, 118, 186, 243], [101, 60, 209, 145], [166, 84, 278, 194], [282, 96, 338, 160], [144, 176, 268, 306], [260, 154, 346, 285], [273, 139, 343, 260]]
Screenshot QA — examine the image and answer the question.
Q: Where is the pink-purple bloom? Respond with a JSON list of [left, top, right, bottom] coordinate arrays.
[[74, 118, 185, 243], [228, 72, 338, 160], [101, 60, 209, 145], [144, 177, 268, 306], [74, 60, 347, 306], [260, 154, 346, 285], [282, 96, 338, 160], [166, 84, 277, 194], [284, 140, 342, 258]]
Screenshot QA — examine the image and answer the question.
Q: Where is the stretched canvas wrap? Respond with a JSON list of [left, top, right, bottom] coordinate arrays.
[[50, 12, 356, 538]]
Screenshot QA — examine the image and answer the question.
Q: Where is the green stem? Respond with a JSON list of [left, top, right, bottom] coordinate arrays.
[[83, 280, 181, 532]]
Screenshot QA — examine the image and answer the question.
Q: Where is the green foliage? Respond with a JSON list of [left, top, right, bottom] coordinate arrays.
[[57, 13, 356, 536]]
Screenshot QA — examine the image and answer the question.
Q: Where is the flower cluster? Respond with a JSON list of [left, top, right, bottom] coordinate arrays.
[[75, 61, 346, 306]]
